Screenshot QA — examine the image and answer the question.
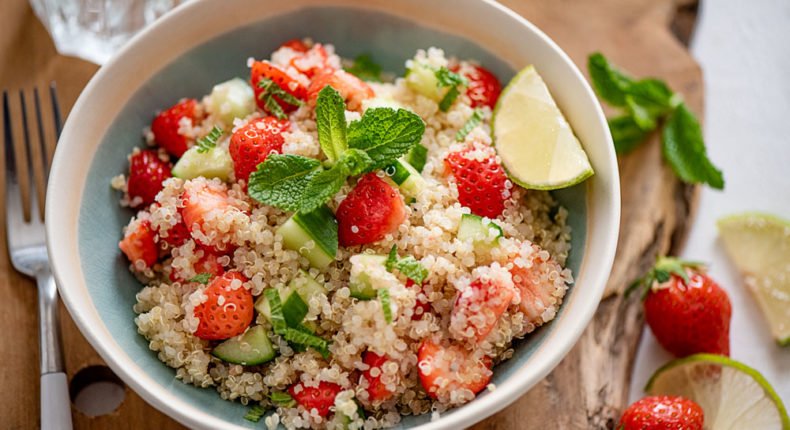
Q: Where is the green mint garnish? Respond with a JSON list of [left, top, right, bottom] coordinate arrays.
[[385, 245, 429, 285], [263, 288, 287, 335], [268, 392, 296, 407], [433, 66, 467, 112], [186, 273, 212, 284], [377, 288, 393, 324], [248, 86, 426, 214], [248, 154, 322, 212], [315, 85, 348, 164], [196, 126, 223, 153], [456, 108, 484, 141], [243, 405, 268, 422], [283, 327, 331, 359], [257, 78, 304, 120], [344, 54, 382, 82], [587, 52, 723, 189]]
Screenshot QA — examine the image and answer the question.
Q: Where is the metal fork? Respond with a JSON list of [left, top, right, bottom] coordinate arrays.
[[3, 85, 72, 430]]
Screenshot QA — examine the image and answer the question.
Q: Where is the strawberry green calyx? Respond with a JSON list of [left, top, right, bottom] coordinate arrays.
[[626, 255, 705, 299]]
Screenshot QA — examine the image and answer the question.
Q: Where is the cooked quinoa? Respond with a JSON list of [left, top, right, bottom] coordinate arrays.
[[118, 41, 573, 429]]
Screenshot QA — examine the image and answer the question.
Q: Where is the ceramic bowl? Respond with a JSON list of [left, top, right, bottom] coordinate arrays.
[[46, 0, 620, 428]]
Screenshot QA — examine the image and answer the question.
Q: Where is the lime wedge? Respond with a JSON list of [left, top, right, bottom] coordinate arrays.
[[717, 212, 790, 345], [492, 65, 593, 190], [645, 354, 790, 430]]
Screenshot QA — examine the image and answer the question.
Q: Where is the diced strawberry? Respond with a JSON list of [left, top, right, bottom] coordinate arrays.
[[337, 173, 408, 247], [417, 339, 492, 400], [159, 221, 190, 247], [451, 64, 501, 109], [193, 272, 253, 340], [181, 180, 239, 252], [444, 144, 511, 218], [407, 279, 432, 321], [151, 99, 199, 157], [306, 70, 374, 112], [127, 150, 171, 208], [287, 381, 343, 417], [360, 351, 394, 404], [250, 61, 307, 114], [119, 220, 158, 267], [290, 43, 333, 78], [228, 116, 288, 183], [508, 243, 565, 325], [279, 39, 309, 53], [450, 272, 515, 343], [170, 249, 226, 283]]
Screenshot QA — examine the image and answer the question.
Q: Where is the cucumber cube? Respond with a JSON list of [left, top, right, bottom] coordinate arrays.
[[209, 78, 255, 126], [254, 270, 327, 322], [405, 62, 447, 102], [277, 206, 338, 269], [386, 158, 425, 200], [349, 254, 388, 300], [172, 145, 233, 181], [405, 144, 428, 173], [457, 213, 503, 249], [211, 325, 276, 365]]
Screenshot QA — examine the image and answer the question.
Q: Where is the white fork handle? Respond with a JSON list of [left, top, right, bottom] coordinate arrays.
[[41, 372, 73, 430], [37, 270, 73, 429]]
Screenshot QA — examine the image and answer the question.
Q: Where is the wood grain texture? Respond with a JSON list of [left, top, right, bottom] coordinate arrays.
[[0, 0, 700, 428]]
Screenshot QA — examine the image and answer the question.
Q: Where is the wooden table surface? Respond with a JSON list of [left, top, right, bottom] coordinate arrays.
[[0, 0, 702, 428]]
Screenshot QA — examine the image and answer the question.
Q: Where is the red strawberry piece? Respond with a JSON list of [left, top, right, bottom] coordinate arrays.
[[193, 272, 253, 340], [337, 173, 408, 247], [508, 243, 565, 324], [119, 220, 158, 268], [159, 221, 190, 248], [450, 272, 515, 343], [306, 70, 374, 112], [127, 150, 171, 208], [279, 39, 309, 53], [360, 351, 394, 404], [290, 43, 333, 78], [451, 64, 501, 109], [170, 249, 226, 283], [619, 396, 704, 430], [638, 256, 732, 357], [229, 116, 288, 183], [181, 180, 239, 253], [287, 381, 343, 417], [417, 339, 492, 400], [151, 99, 199, 157], [444, 145, 511, 218], [407, 279, 432, 321], [250, 61, 307, 114]]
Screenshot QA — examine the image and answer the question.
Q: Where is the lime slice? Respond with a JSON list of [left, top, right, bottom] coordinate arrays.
[[717, 212, 790, 345], [645, 354, 789, 429], [492, 65, 593, 190]]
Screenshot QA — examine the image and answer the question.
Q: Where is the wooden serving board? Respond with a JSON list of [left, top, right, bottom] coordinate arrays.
[[0, 0, 701, 428]]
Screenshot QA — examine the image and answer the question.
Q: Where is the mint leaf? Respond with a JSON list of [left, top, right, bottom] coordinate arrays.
[[434, 66, 467, 88], [338, 148, 373, 175], [608, 116, 649, 154], [248, 154, 322, 211], [438, 86, 460, 112], [625, 95, 657, 131], [257, 78, 304, 120], [386, 245, 398, 271], [393, 256, 428, 285], [186, 273, 212, 284], [377, 288, 393, 324], [283, 327, 331, 359], [661, 103, 724, 189], [315, 86, 348, 164], [268, 392, 296, 408], [456, 108, 484, 141], [588, 52, 633, 107], [299, 162, 350, 214], [196, 126, 223, 153], [625, 79, 677, 131], [345, 54, 382, 82], [244, 405, 267, 422], [347, 108, 426, 170]]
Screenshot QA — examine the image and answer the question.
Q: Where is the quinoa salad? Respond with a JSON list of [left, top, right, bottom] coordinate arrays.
[[115, 39, 574, 429]]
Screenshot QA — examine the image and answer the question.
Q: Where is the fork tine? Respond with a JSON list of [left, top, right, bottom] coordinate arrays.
[[3, 90, 24, 225], [50, 82, 62, 140], [19, 90, 41, 223], [33, 87, 50, 186]]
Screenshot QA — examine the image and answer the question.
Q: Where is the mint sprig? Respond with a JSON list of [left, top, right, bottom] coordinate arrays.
[[344, 54, 382, 82], [248, 86, 425, 214], [257, 78, 304, 120], [196, 126, 223, 153], [587, 52, 724, 189], [456, 108, 484, 141], [385, 245, 429, 285]]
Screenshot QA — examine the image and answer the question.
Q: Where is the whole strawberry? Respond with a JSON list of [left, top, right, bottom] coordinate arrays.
[[192, 271, 253, 340], [444, 143, 511, 219], [619, 396, 704, 430], [127, 149, 171, 207], [631, 256, 732, 357]]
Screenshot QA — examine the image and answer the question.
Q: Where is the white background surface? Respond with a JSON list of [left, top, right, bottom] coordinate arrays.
[[629, 0, 790, 404]]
